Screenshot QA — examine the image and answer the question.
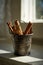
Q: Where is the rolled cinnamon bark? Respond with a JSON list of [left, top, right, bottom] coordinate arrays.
[[24, 22, 32, 34], [7, 21, 13, 32], [28, 27, 32, 34], [12, 25, 16, 34], [7, 21, 16, 34], [14, 20, 23, 35]]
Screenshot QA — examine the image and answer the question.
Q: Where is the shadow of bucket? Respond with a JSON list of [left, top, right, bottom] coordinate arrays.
[[13, 33, 33, 56]]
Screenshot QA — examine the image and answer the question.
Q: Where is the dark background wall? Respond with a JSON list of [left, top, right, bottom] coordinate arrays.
[[0, 0, 43, 52]]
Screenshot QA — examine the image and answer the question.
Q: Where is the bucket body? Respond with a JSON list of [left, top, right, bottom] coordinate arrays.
[[13, 34, 33, 56]]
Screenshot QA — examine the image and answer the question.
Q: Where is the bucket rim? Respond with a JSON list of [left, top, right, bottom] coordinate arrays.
[[14, 33, 33, 36]]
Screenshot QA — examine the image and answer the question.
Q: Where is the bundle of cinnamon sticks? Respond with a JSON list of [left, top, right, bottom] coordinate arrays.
[[7, 20, 32, 35]]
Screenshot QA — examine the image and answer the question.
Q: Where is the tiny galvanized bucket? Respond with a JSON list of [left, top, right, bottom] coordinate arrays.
[[13, 33, 33, 56]]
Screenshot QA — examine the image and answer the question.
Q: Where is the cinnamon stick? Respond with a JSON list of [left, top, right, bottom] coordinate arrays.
[[7, 21, 13, 32], [14, 20, 23, 35], [28, 27, 32, 34], [24, 22, 32, 34]]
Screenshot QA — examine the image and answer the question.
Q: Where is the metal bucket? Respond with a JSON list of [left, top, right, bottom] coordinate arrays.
[[13, 34, 33, 56]]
